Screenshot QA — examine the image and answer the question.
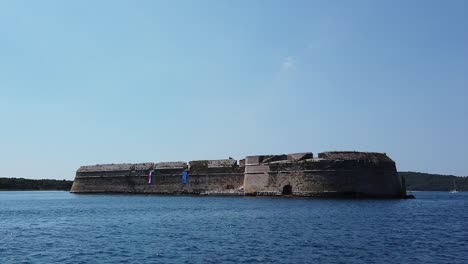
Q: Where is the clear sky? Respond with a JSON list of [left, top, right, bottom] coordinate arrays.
[[1, 0, 467, 180]]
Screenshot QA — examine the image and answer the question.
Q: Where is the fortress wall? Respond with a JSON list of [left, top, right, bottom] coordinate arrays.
[[243, 152, 404, 198], [262, 169, 401, 197], [145, 162, 187, 193], [71, 174, 145, 193], [244, 167, 402, 197], [244, 161, 360, 196], [72, 163, 137, 193], [71, 159, 245, 195], [70, 162, 184, 193], [314, 152, 403, 197], [260, 170, 357, 196], [185, 159, 244, 194], [185, 173, 244, 194], [121, 175, 184, 194], [354, 169, 403, 197], [71, 152, 405, 198], [244, 166, 270, 194]]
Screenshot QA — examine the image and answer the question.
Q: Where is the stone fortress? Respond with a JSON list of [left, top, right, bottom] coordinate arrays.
[[71, 151, 407, 198]]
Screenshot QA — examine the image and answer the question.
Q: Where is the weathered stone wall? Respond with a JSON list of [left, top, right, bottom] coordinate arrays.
[[71, 151, 405, 198], [71, 163, 147, 193], [185, 159, 244, 195], [243, 152, 404, 198], [71, 159, 244, 195]]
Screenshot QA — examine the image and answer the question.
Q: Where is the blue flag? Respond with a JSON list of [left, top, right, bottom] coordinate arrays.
[[182, 171, 188, 185]]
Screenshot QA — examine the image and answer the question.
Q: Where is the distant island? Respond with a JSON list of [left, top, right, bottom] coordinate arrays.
[[0, 172, 466, 192], [0, 178, 73, 191], [400, 172, 467, 192]]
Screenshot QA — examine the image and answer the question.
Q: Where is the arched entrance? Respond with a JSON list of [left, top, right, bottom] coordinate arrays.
[[282, 184, 292, 195]]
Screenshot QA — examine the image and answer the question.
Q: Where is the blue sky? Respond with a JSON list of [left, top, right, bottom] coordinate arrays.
[[1, 0, 467, 179]]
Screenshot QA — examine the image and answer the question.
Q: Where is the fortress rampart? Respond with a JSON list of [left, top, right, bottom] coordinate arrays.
[[71, 151, 406, 198]]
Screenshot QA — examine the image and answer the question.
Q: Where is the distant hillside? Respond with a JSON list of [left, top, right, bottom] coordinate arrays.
[[399, 172, 467, 191], [0, 178, 73, 191]]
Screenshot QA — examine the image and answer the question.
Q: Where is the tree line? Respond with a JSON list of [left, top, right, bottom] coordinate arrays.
[[0, 178, 73, 191], [399, 172, 467, 191]]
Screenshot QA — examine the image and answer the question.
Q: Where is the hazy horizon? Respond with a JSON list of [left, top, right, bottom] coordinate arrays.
[[1, 0, 467, 180]]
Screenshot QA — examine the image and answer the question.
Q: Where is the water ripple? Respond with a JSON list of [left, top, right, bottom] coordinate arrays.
[[0, 191, 467, 264]]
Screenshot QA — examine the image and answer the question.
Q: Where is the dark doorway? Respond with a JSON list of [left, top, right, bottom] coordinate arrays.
[[282, 184, 292, 195]]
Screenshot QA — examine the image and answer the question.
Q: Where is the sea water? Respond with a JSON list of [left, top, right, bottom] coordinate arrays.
[[0, 191, 466, 263]]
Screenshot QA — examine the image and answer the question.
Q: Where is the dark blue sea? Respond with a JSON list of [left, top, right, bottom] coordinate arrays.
[[0, 192, 466, 264]]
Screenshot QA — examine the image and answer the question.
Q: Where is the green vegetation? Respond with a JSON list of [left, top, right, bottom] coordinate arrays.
[[0, 178, 73, 191], [399, 172, 467, 191]]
